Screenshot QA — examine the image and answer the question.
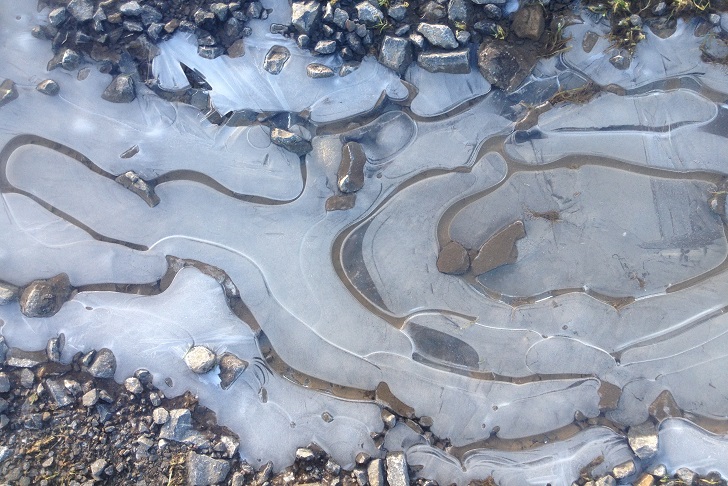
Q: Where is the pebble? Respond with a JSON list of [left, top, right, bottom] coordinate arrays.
[[184, 345, 217, 374], [263, 45, 291, 75], [124, 377, 143, 394], [87, 348, 117, 379], [152, 407, 170, 425], [101, 74, 136, 103], [82, 389, 100, 407], [307, 63, 335, 78]]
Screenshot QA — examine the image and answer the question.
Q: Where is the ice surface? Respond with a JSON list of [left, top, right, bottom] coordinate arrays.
[[4, 0, 728, 483]]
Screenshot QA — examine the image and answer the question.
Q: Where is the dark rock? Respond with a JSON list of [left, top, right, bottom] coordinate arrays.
[[67, 0, 94, 22], [184, 346, 216, 374], [378, 35, 413, 75], [47, 48, 81, 71], [187, 452, 231, 486], [19, 274, 72, 318], [123, 20, 144, 32], [263, 45, 290, 74], [6, 348, 48, 368], [211, 2, 230, 20], [87, 348, 116, 379], [0, 373, 9, 393], [314, 39, 337, 54], [90, 458, 108, 480], [456, 29, 470, 44], [388, 3, 408, 21], [419, 1, 447, 21], [0, 281, 18, 304], [448, 0, 471, 23], [48, 7, 68, 26], [437, 241, 470, 274], [609, 49, 631, 70], [36, 79, 60, 96], [417, 49, 470, 73], [159, 409, 193, 441], [198, 46, 225, 59], [44, 379, 73, 408], [473, 19, 497, 34], [102, 74, 135, 103], [339, 61, 361, 76], [333, 7, 349, 27], [483, 3, 502, 19], [292, 0, 320, 35], [356, 1, 385, 26], [140, 5, 162, 25], [46, 334, 64, 362], [120, 1, 142, 16], [194, 8, 216, 29], [307, 63, 335, 78], [471, 220, 525, 275], [477, 38, 535, 91], [246, 1, 264, 18], [270, 128, 312, 156], [326, 194, 356, 211], [218, 352, 248, 390], [417, 23, 458, 49], [337, 142, 367, 193], [511, 5, 545, 40]]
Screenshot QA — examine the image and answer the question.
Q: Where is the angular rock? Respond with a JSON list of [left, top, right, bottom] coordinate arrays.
[[218, 352, 248, 390], [339, 62, 361, 77], [676, 468, 697, 485], [367, 458, 384, 486], [333, 7, 349, 27], [227, 39, 245, 58], [82, 388, 100, 407], [0, 447, 12, 464], [595, 476, 616, 486], [0, 79, 18, 108], [124, 377, 143, 394], [326, 194, 356, 211], [220, 435, 239, 458], [159, 409, 193, 441], [448, 0, 471, 23], [471, 220, 525, 275], [0, 281, 18, 305], [198, 46, 225, 59], [19, 274, 73, 318], [141, 5, 163, 25], [649, 390, 682, 420], [417, 49, 470, 74], [87, 348, 116, 379], [46, 334, 64, 362], [417, 23, 458, 49], [6, 348, 47, 368], [612, 460, 636, 479], [307, 63, 335, 78], [388, 4, 408, 21], [270, 128, 312, 156], [386, 452, 410, 486], [67, 0, 94, 22], [120, 1, 142, 16], [378, 35, 413, 75], [184, 346, 216, 374], [315, 39, 337, 54], [437, 241, 470, 274], [153, 407, 170, 424], [356, 1, 385, 26], [292, 0, 320, 34], [45, 379, 73, 408], [48, 49, 81, 71], [337, 142, 367, 193], [477, 38, 535, 91], [634, 473, 656, 486], [483, 3, 502, 19], [511, 5, 544, 40], [48, 7, 68, 26], [36, 79, 60, 96], [19, 368, 34, 388], [115, 171, 159, 207], [263, 45, 290, 75], [628, 421, 658, 459], [0, 373, 9, 393], [102, 74, 136, 103], [90, 458, 108, 480]]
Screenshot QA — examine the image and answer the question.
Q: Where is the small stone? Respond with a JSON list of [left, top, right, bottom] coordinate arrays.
[[337, 142, 367, 193], [153, 407, 170, 425], [627, 421, 658, 459], [420, 1, 447, 21], [595, 475, 616, 486], [140, 5, 162, 25], [367, 458, 384, 486], [417, 23, 458, 49], [36, 79, 60, 96], [378, 35, 413, 75], [634, 473, 656, 486], [353, 467, 368, 486], [609, 49, 631, 70], [82, 389, 100, 407], [381, 409, 397, 428], [198, 46, 225, 59], [220, 435, 239, 458], [307, 63, 335, 78], [270, 128, 312, 156], [45, 379, 73, 407], [19, 368, 35, 388], [19, 274, 72, 318], [184, 346, 216, 374], [0, 373, 9, 393], [88, 348, 116, 379], [471, 220, 525, 275], [48, 7, 68, 26], [333, 8, 349, 27], [339, 61, 361, 76], [263, 46, 290, 74], [436, 241, 470, 274], [159, 409, 193, 441], [326, 459, 341, 475], [64, 379, 82, 396], [385, 452, 409, 486], [326, 194, 356, 211], [296, 447, 316, 461], [0, 282, 18, 305], [227, 39, 246, 58], [46, 334, 64, 362], [652, 1, 667, 14], [149, 391, 162, 406], [709, 13, 721, 25], [119, 1, 142, 16], [90, 459, 107, 480], [292, 0, 321, 34], [483, 3, 502, 19], [676, 468, 698, 485], [102, 74, 135, 103], [355, 452, 371, 465], [0, 447, 12, 464], [115, 171, 159, 207], [511, 4, 544, 40], [356, 1, 385, 26], [246, 1, 264, 18], [211, 3, 230, 20], [315, 39, 337, 54], [612, 460, 636, 479], [124, 377, 143, 394], [649, 464, 667, 477], [448, 0, 471, 23], [218, 352, 248, 390], [456, 29, 470, 44], [417, 49, 470, 74], [388, 3, 408, 21], [477, 38, 535, 91], [67, 0, 94, 22]]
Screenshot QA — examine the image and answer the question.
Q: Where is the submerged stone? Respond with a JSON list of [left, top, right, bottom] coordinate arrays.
[[115, 171, 159, 207], [0, 79, 18, 108], [19, 274, 73, 318], [218, 352, 248, 389], [437, 241, 470, 275], [263, 45, 290, 75], [471, 221, 526, 275], [337, 142, 367, 193], [36, 79, 60, 96], [270, 128, 312, 156], [417, 49, 470, 74], [477, 39, 535, 92], [511, 5, 545, 40]]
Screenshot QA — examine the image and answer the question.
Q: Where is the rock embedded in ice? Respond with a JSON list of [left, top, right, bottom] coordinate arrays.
[[46, 335, 64, 362], [184, 346, 217, 374], [417, 49, 470, 74], [87, 348, 117, 379], [612, 460, 636, 479], [628, 421, 659, 459], [0, 79, 18, 107], [676, 467, 698, 485], [5, 348, 47, 368], [306, 63, 335, 78], [218, 352, 248, 390], [471, 221, 525, 275], [379, 36, 414, 75], [511, 4, 545, 40], [270, 128, 312, 156], [101, 74, 136, 103], [36, 79, 60, 96], [367, 458, 385, 486], [0, 282, 18, 305], [19, 274, 73, 318], [263, 45, 291, 74], [115, 171, 159, 207], [337, 142, 367, 193], [187, 451, 231, 486], [477, 39, 534, 91], [385, 452, 410, 486], [417, 23, 459, 49], [436, 241, 470, 275]]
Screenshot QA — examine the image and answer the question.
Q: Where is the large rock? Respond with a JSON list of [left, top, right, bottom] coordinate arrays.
[[417, 49, 470, 74], [0, 79, 18, 108], [367, 458, 384, 486], [184, 346, 216, 374], [385, 452, 410, 486], [19, 273, 73, 318], [102, 74, 136, 103], [436, 241, 470, 274], [471, 220, 525, 275], [511, 4, 545, 40], [378, 36, 413, 75], [187, 452, 230, 485], [88, 348, 117, 379], [270, 128, 312, 156], [417, 23, 459, 49], [337, 142, 367, 193], [477, 39, 535, 92], [356, 1, 384, 26], [263, 46, 290, 75], [291, 1, 320, 34], [627, 421, 659, 459]]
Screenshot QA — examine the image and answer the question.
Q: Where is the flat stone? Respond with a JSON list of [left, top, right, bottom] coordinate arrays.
[[471, 220, 525, 275], [326, 194, 356, 211], [0, 79, 18, 108], [378, 35, 413, 75], [263, 45, 290, 74], [6, 348, 48, 368], [511, 5, 544, 40], [356, 1, 384, 26], [367, 458, 384, 486], [337, 142, 367, 193], [159, 409, 193, 441], [184, 346, 216, 374], [0, 281, 19, 305], [437, 241, 470, 274], [87, 348, 116, 379], [385, 452, 409, 486], [270, 128, 312, 156], [19, 273, 72, 318], [198, 46, 225, 59], [36, 79, 60, 96], [417, 49, 470, 73], [187, 452, 230, 485], [417, 23, 458, 49], [307, 63, 335, 78], [218, 352, 248, 390], [82, 388, 100, 407], [44, 379, 73, 407], [67, 0, 94, 22], [628, 421, 658, 459], [102, 74, 135, 103], [612, 460, 636, 479], [477, 38, 535, 91], [292, 0, 320, 34], [315, 39, 337, 54], [115, 171, 159, 207]]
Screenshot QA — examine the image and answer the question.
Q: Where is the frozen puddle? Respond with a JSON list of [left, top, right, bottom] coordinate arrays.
[[3, 0, 728, 484]]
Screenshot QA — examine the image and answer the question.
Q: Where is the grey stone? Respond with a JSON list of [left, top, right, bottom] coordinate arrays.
[[367, 458, 384, 486], [381, 409, 397, 428], [702, 35, 728, 61], [36, 79, 60, 96], [676, 468, 697, 485], [0, 373, 9, 393], [270, 128, 312, 156], [67, 0, 94, 22], [184, 346, 216, 374], [627, 421, 658, 459], [246, 0, 264, 18], [314, 40, 337, 55], [87, 348, 116, 379], [595, 475, 616, 486], [511, 4, 545, 40], [355, 451, 371, 464], [378, 35, 413, 75], [353, 467, 368, 486], [653, 1, 667, 14], [307, 63, 335, 78], [153, 407, 170, 425], [0, 447, 12, 464], [119, 1, 142, 16], [19, 368, 34, 388], [417, 23, 458, 49], [394, 24, 410, 36], [649, 464, 667, 477], [140, 5, 162, 25], [149, 391, 163, 406], [48, 48, 82, 71], [124, 20, 144, 32], [263, 45, 290, 74], [292, 1, 320, 34], [6, 348, 47, 368], [48, 7, 68, 26], [323, 1, 335, 22], [456, 29, 470, 44], [417, 49, 470, 73], [448, 0, 471, 23], [337, 142, 367, 193], [0, 281, 19, 305], [477, 39, 535, 91], [64, 379, 82, 396], [90, 458, 107, 480], [115, 171, 159, 207], [388, 3, 408, 21], [483, 3, 502, 19], [102, 74, 135, 103], [124, 377, 143, 394], [0, 398, 7, 414], [326, 459, 341, 475], [46, 334, 64, 362], [159, 409, 193, 441], [19, 274, 72, 318], [356, 1, 385, 26], [297, 34, 310, 48], [218, 352, 248, 390], [709, 12, 721, 24], [409, 32, 426, 49], [44, 379, 72, 407], [609, 50, 631, 70], [339, 61, 361, 76], [333, 8, 350, 27], [81, 388, 99, 407], [295, 447, 316, 461], [420, 1, 447, 21], [386, 452, 409, 486], [198, 46, 225, 59], [612, 460, 636, 479], [211, 3, 229, 20], [227, 39, 245, 58], [0, 79, 18, 108], [226, 109, 257, 126], [437, 241, 470, 274], [254, 461, 273, 485], [220, 435, 239, 458]]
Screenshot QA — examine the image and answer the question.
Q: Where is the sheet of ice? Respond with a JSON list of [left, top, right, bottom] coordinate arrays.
[[406, 63, 491, 117]]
